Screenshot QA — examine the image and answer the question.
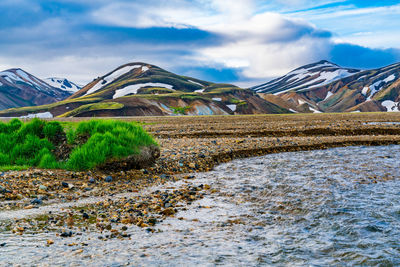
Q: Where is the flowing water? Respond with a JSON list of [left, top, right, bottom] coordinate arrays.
[[1, 145, 400, 266]]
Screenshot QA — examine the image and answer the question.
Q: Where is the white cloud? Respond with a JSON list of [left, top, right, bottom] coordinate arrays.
[[2, 0, 398, 84], [90, 0, 333, 79], [287, 3, 400, 48]]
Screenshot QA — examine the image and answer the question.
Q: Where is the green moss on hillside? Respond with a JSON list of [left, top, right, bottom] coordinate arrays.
[[59, 102, 124, 117]]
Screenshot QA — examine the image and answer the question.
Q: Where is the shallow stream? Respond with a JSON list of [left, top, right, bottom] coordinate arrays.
[[1, 145, 400, 266]]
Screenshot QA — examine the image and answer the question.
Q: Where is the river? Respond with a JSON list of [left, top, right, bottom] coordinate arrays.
[[1, 145, 399, 266]]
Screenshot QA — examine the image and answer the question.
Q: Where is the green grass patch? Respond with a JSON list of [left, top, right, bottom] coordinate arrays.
[[59, 102, 124, 117], [170, 106, 191, 115], [0, 97, 102, 116], [0, 119, 158, 171], [137, 87, 176, 95]]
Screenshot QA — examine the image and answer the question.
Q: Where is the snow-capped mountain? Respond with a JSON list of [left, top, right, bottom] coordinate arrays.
[[252, 61, 400, 113], [45, 77, 81, 93], [251, 60, 360, 94], [0, 68, 72, 110], [0, 62, 290, 118]]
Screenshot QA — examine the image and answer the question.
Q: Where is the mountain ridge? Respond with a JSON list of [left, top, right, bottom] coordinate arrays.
[[251, 60, 400, 113], [45, 77, 81, 94], [0, 62, 289, 117], [0, 68, 74, 110]]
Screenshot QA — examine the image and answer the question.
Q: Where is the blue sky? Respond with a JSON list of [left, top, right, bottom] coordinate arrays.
[[0, 0, 399, 86]]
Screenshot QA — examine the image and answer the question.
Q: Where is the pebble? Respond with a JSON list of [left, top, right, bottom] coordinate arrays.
[[89, 177, 95, 183], [30, 198, 42, 205], [60, 231, 73, 237], [61, 182, 69, 188], [39, 185, 47, 191], [105, 176, 113, 182]]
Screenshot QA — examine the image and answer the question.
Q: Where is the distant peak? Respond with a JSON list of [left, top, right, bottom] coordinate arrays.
[[310, 60, 338, 67]]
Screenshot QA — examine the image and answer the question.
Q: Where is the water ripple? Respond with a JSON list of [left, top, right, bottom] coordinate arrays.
[[1, 145, 400, 266]]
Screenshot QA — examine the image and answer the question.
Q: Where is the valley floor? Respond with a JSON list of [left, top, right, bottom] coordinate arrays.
[[1, 113, 400, 246]]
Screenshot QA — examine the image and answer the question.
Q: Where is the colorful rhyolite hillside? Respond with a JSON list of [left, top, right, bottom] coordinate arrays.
[[0, 69, 73, 111], [1, 60, 400, 117], [252, 60, 400, 113], [0, 63, 289, 117]]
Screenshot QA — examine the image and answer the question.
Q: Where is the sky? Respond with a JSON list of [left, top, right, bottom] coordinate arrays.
[[1, 0, 400, 87]]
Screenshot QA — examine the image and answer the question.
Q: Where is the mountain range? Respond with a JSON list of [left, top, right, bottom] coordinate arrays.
[[253, 60, 400, 113], [0, 69, 75, 110], [0, 60, 399, 117], [0, 63, 288, 118]]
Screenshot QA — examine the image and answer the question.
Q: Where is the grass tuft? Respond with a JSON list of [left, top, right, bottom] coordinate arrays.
[[0, 119, 158, 171]]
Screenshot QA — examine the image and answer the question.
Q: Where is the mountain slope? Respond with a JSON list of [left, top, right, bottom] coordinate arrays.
[[45, 78, 81, 93], [251, 60, 360, 95], [0, 69, 73, 110], [0, 63, 290, 117], [251, 61, 400, 113]]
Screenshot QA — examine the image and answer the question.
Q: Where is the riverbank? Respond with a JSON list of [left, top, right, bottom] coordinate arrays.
[[1, 113, 400, 237]]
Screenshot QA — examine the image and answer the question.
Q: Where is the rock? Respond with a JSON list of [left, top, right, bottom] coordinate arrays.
[[30, 198, 42, 205], [61, 182, 69, 188], [188, 163, 196, 169], [0, 243, 5, 247], [148, 218, 157, 225], [0, 186, 5, 193], [39, 185, 47, 191], [88, 177, 95, 183], [60, 231, 73, 237], [161, 207, 176, 216], [98, 145, 160, 171], [105, 176, 113, 182], [47, 239, 54, 245], [82, 213, 89, 219]]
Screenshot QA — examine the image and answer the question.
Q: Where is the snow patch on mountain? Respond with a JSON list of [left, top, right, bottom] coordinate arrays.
[[251, 61, 360, 94], [113, 82, 174, 99], [188, 80, 204, 87], [296, 69, 356, 92], [309, 107, 322, 113], [45, 78, 81, 93], [20, 112, 53, 119], [85, 65, 144, 96], [384, 74, 396, 83], [382, 100, 399, 112], [227, 104, 237, 111], [0, 69, 54, 92], [323, 91, 333, 101]]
